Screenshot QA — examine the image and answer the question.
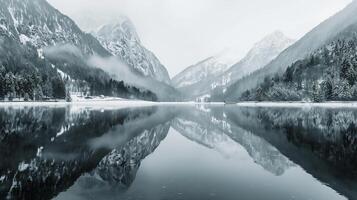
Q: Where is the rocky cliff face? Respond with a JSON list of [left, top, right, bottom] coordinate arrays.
[[95, 18, 171, 85]]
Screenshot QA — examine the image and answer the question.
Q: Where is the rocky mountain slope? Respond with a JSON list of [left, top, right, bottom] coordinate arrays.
[[0, 0, 161, 101], [95, 18, 171, 85]]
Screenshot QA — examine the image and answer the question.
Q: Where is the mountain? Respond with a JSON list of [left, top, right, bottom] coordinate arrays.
[[95, 18, 171, 85], [240, 34, 357, 102], [213, 31, 294, 89], [0, 0, 109, 56], [172, 49, 241, 88], [0, 0, 157, 101], [172, 31, 294, 100], [225, 1, 357, 101]]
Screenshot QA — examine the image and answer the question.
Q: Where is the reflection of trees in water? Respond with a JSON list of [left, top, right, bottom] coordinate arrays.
[[223, 106, 357, 199], [254, 108, 357, 171], [0, 106, 171, 200]]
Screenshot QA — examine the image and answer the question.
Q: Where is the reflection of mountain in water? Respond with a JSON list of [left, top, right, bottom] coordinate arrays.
[[172, 106, 294, 176], [1, 105, 357, 200], [0, 106, 173, 200], [223, 106, 357, 200], [95, 123, 170, 187], [54, 119, 171, 200]]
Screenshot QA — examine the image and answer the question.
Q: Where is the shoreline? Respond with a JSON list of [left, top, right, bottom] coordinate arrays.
[[0, 100, 221, 109], [2, 100, 357, 108]]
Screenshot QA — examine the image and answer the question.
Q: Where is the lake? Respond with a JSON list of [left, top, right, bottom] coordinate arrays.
[[0, 104, 356, 200]]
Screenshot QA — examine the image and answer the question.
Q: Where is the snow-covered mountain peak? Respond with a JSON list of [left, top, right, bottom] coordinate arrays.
[[0, 0, 109, 56], [94, 17, 171, 85], [173, 31, 295, 93], [207, 31, 295, 94], [230, 31, 295, 76], [96, 17, 140, 44], [172, 48, 242, 89], [251, 31, 295, 54]]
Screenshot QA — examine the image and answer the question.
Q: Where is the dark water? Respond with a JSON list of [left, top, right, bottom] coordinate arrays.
[[0, 104, 356, 200]]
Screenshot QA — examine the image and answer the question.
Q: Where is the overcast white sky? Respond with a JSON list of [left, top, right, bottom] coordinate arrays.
[[48, 0, 352, 77]]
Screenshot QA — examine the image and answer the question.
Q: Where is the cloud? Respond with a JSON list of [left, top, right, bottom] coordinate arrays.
[[43, 43, 84, 61], [43, 43, 146, 84]]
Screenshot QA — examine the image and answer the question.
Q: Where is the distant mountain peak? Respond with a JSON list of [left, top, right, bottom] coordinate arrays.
[[96, 17, 140, 43], [172, 31, 295, 98], [252, 31, 294, 51]]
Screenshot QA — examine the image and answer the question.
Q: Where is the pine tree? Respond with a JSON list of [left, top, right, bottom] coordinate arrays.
[[0, 69, 4, 99], [4, 72, 16, 100], [255, 86, 264, 102], [341, 59, 350, 80], [65, 90, 72, 102], [337, 80, 352, 100], [346, 64, 356, 86], [42, 78, 53, 98], [322, 79, 333, 101], [312, 81, 322, 102], [52, 76, 66, 99], [24, 93, 30, 101]]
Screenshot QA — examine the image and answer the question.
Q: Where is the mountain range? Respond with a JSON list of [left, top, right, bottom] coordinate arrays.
[[173, 31, 294, 101], [0, 0, 175, 101], [1, 0, 357, 103]]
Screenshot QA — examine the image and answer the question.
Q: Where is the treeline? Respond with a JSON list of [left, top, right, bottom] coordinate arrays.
[[48, 54, 158, 101], [93, 78, 158, 101], [0, 66, 66, 101], [0, 50, 157, 101], [0, 65, 157, 101], [240, 37, 357, 102]]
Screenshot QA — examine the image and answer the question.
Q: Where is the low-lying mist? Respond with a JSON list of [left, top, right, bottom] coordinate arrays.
[[43, 43, 180, 101]]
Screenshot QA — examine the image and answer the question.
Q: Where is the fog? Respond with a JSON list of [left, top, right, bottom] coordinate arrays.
[[44, 44, 145, 84], [48, 0, 352, 77], [43, 44, 84, 61], [43, 43, 175, 100]]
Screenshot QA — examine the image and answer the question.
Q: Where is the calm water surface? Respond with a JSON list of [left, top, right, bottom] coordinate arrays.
[[0, 104, 356, 200]]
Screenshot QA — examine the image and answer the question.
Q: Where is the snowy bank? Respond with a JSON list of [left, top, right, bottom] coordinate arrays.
[[236, 101, 357, 108], [0, 99, 157, 109]]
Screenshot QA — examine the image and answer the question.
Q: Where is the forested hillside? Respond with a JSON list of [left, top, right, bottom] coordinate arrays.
[[0, 0, 158, 101], [240, 35, 357, 102], [224, 1, 357, 102]]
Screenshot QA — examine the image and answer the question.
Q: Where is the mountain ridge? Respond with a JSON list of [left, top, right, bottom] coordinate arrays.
[[225, 1, 357, 101], [172, 31, 294, 101]]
